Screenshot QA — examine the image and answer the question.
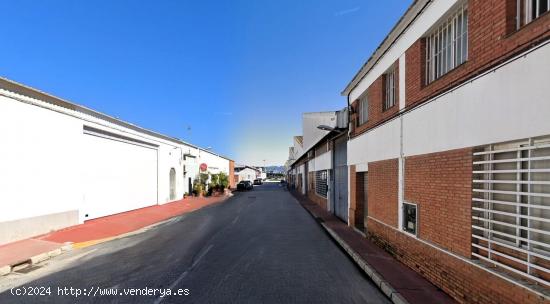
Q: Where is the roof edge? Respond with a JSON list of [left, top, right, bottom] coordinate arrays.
[[341, 0, 431, 97], [0, 76, 233, 162]]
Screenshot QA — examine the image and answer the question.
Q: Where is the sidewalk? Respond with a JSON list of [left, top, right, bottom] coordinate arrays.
[[0, 194, 230, 276], [291, 191, 455, 304]]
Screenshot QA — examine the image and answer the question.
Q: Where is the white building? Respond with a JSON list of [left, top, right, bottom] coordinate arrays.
[[0, 77, 233, 245], [234, 166, 260, 183]]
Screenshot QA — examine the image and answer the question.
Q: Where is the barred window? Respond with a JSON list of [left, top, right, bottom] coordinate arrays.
[[518, 0, 549, 28], [315, 170, 328, 198], [358, 94, 369, 125], [383, 67, 396, 111], [472, 136, 550, 286], [425, 4, 468, 84]]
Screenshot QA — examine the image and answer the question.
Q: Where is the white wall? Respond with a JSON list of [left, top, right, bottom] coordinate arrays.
[[302, 112, 336, 152], [0, 95, 83, 223], [314, 151, 332, 171], [307, 159, 315, 172], [403, 43, 550, 157], [348, 118, 401, 166], [198, 150, 230, 175], [0, 87, 230, 244], [236, 168, 258, 182], [348, 42, 550, 164]]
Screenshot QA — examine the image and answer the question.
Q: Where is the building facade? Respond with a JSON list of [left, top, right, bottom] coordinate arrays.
[[0, 77, 233, 246], [287, 109, 349, 220], [234, 166, 261, 183], [341, 0, 550, 303]]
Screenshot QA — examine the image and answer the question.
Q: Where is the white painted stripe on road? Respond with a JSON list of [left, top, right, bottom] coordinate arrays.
[[153, 244, 213, 304]]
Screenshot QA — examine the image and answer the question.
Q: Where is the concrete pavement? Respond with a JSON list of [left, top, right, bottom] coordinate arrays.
[[0, 182, 390, 303]]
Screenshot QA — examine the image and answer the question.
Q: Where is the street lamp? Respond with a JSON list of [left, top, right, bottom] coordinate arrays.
[[317, 125, 345, 133]]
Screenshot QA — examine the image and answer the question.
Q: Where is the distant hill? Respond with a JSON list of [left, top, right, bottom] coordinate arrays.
[[265, 165, 285, 174]]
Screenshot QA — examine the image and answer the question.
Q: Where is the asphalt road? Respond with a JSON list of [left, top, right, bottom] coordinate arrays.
[[0, 182, 390, 304]]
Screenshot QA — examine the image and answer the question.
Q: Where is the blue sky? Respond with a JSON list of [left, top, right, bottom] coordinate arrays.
[[0, 0, 411, 166]]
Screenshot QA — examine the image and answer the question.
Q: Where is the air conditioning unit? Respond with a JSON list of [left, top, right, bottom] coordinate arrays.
[[336, 107, 349, 129]]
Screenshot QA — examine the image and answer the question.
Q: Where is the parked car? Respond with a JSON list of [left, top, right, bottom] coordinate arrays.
[[253, 178, 263, 185], [237, 180, 253, 191]]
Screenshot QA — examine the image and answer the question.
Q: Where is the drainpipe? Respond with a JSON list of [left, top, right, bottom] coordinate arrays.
[[346, 92, 351, 140]]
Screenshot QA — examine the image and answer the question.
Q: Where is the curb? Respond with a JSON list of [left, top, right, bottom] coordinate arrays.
[[1, 243, 73, 276], [1, 195, 232, 277], [293, 196, 409, 304], [71, 214, 184, 249], [321, 223, 408, 304], [70, 194, 234, 249]]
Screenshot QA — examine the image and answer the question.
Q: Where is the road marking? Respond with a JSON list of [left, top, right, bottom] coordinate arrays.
[[154, 244, 213, 304], [231, 215, 240, 225]]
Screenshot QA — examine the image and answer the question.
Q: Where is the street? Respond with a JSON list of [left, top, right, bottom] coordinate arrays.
[[0, 183, 390, 304]]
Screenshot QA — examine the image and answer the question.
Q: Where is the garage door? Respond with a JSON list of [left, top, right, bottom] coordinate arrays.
[[82, 126, 158, 220]]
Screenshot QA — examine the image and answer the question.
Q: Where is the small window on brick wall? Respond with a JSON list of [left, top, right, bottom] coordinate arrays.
[[358, 93, 369, 125], [517, 0, 550, 29], [402, 202, 418, 235], [425, 3, 468, 84], [383, 67, 397, 111], [316, 170, 328, 198]]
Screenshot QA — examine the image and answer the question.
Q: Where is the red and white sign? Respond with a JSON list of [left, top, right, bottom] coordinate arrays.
[[200, 163, 208, 172]]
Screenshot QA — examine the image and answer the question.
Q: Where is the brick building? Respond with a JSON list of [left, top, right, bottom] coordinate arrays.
[[341, 0, 550, 303]]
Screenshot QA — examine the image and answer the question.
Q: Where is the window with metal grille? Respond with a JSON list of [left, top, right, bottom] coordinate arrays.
[[358, 94, 369, 125], [472, 136, 550, 287], [384, 67, 396, 111], [402, 202, 417, 235], [315, 170, 328, 198], [425, 4, 468, 84], [518, 0, 549, 29]]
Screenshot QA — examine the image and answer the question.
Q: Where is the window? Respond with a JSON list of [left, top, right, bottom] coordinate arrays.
[[425, 4, 468, 84], [518, 0, 549, 28], [316, 170, 328, 198], [358, 94, 369, 125], [402, 202, 418, 235], [472, 136, 550, 286], [384, 67, 397, 111]]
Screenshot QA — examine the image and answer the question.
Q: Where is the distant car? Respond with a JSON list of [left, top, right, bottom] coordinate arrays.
[[253, 178, 263, 185], [237, 180, 253, 191]]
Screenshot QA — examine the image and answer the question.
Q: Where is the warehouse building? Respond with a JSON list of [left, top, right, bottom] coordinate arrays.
[[0, 77, 234, 245]]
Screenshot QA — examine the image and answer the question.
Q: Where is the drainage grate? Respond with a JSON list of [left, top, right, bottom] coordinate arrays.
[[14, 265, 42, 274]]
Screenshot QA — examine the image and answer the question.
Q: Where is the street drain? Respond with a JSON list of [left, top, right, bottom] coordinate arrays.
[[11, 261, 31, 273], [15, 265, 42, 274]]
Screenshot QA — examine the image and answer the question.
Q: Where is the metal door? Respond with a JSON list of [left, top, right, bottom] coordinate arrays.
[[333, 136, 348, 222]]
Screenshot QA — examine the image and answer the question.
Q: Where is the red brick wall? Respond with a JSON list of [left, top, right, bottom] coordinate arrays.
[[308, 190, 328, 210], [404, 148, 473, 258], [405, 0, 550, 108], [229, 160, 236, 189], [350, 61, 400, 138], [368, 159, 399, 228], [367, 219, 546, 304], [351, 2, 550, 138]]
